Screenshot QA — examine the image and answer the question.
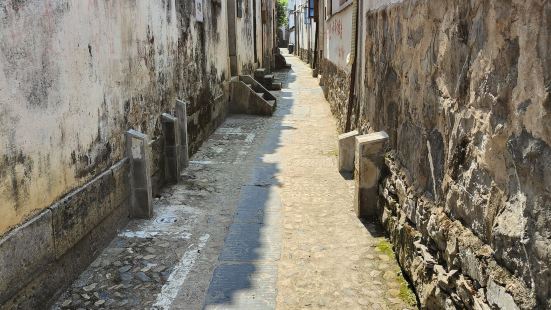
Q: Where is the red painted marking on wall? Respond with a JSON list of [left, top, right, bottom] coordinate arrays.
[[327, 18, 343, 39], [43, 0, 55, 34], [337, 46, 346, 59]]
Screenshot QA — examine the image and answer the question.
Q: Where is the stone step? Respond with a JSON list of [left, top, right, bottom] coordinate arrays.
[[269, 83, 282, 91], [254, 68, 267, 77], [263, 75, 274, 85]]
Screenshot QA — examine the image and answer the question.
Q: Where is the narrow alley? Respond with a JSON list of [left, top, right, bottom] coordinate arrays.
[[2, 1, 549, 309], [50, 51, 415, 310]]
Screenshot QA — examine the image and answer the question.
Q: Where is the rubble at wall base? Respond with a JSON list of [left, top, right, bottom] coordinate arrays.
[[298, 48, 314, 65], [320, 59, 350, 132], [380, 153, 535, 309]]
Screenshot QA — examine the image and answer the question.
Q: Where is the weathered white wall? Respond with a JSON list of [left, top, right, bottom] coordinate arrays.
[[299, 4, 309, 50], [0, 0, 234, 236], [296, 1, 316, 59], [331, 0, 352, 14], [364, 0, 403, 10], [288, 0, 296, 47], [235, 0, 256, 74], [255, 0, 262, 65], [324, 5, 352, 69], [262, 0, 277, 69]]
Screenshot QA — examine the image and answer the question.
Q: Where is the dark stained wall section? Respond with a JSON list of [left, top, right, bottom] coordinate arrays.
[[0, 0, 246, 236]]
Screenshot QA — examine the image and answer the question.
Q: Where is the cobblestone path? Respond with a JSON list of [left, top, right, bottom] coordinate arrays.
[[274, 54, 416, 310], [52, 51, 416, 310]]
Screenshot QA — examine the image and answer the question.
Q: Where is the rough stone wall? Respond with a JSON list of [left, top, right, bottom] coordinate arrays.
[[298, 48, 311, 63], [0, 0, 238, 236], [333, 0, 550, 308], [320, 59, 349, 130], [265, 0, 277, 70]]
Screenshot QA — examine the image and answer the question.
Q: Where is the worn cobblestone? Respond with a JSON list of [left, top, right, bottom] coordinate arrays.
[[275, 53, 417, 309]]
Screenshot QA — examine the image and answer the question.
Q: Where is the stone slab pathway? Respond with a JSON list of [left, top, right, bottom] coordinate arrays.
[[51, 51, 416, 310], [51, 115, 275, 310]]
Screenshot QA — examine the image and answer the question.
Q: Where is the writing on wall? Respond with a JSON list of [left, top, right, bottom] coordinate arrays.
[[324, 6, 352, 69]]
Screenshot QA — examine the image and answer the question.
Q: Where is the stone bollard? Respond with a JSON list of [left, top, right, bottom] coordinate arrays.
[[175, 99, 190, 169], [338, 130, 359, 173], [354, 131, 389, 219], [126, 129, 153, 219], [161, 113, 181, 184]]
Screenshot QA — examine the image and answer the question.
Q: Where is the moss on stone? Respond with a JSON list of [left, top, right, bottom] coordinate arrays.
[[376, 240, 417, 307], [321, 149, 338, 157], [376, 240, 394, 258], [398, 274, 418, 307]]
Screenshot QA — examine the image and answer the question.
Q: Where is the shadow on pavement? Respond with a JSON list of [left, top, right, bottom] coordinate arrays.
[[203, 63, 297, 309]]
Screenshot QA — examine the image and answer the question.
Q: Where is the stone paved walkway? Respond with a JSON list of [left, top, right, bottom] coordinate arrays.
[[274, 53, 416, 309], [51, 51, 416, 310]]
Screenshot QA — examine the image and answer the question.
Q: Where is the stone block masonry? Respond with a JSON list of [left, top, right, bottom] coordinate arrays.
[[320, 58, 350, 132], [380, 155, 534, 309], [0, 158, 130, 308], [0, 209, 54, 304], [298, 48, 313, 64], [50, 159, 130, 258], [317, 0, 551, 308]]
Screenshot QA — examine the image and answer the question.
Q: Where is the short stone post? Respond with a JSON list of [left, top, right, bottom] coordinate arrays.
[[338, 130, 359, 173], [354, 131, 389, 219], [175, 100, 190, 169], [162, 113, 180, 184], [126, 129, 153, 219]]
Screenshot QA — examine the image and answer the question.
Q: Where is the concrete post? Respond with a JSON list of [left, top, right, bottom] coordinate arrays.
[[126, 129, 153, 219], [175, 100, 190, 170], [338, 130, 359, 173], [161, 113, 180, 184], [354, 131, 389, 219]]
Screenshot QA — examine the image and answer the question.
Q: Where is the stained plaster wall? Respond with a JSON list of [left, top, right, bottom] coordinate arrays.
[[235, 0, 256, 74], [264, 0, 277, 70], [296, 1, 316, 64], [0, 0, 238, 237], [325, 2, 352, 69], [319, 1, 352, 130]]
